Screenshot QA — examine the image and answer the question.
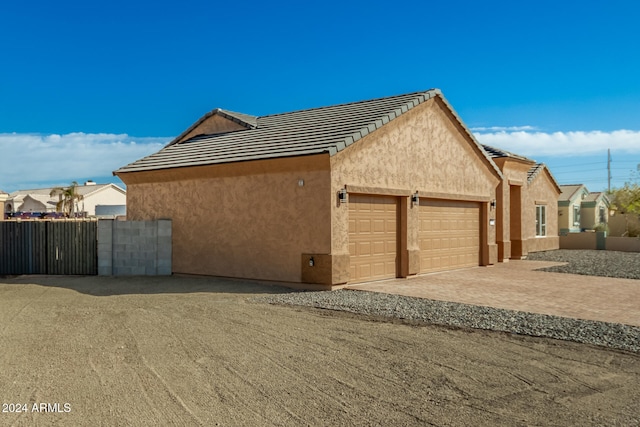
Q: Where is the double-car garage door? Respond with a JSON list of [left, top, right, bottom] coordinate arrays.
[[349, 195, 480, 283]]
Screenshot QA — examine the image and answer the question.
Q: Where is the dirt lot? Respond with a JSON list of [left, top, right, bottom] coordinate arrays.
[[0, 275, 639, 426]]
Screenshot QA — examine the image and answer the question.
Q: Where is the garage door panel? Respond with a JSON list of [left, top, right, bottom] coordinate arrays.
[[349, 195, 398, 283], [373, 219, 386, 233], [419, 200, 480, 274]]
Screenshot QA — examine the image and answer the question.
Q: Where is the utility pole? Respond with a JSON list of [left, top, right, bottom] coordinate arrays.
[[607, 149, 612, 193]]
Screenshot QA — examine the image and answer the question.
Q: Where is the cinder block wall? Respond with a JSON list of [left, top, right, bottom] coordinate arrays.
[[98, 219, 171, 276]]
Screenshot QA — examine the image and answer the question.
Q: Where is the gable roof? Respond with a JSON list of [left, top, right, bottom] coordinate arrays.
[[558, 184, 588, 202], [585, 191, 610, 205], [22, 194, 56, 206], [482, 145, 535, 163], [481, 144, 560, 191], [115, 89, 503, 179], [168, 108, 258, 146], [527, 163, 561, 193]]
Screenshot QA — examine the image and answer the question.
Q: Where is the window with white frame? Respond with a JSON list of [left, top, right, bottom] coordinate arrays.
[[573, 204, 581, 226], [536, 205, 546, 237]]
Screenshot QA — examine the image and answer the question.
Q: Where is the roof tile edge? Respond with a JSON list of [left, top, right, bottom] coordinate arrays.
[[331, 89, 439, 157]]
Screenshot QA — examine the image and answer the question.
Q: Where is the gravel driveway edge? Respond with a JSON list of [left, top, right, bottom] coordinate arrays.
[[257, 290, 640, 353]]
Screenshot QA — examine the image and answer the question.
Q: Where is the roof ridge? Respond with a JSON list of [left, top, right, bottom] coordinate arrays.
[[114, 89, 504, 181], [259, 89, 439, 120], [482, 144, 535, 162], [528, 163, 562, 192], [527, 163, 544, 183], [331, 91, 438, 154], [216, 109, 258, 129], [166, 108, 258, 147]]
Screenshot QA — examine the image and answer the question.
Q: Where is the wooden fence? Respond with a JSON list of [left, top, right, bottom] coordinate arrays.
[[0, 220, 97, 275]]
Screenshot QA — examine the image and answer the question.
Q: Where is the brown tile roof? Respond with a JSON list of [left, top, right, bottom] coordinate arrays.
[[115, 89, 502, 179]]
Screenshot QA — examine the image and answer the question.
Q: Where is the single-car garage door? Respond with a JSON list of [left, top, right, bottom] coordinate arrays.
[[349, 194, 398, 283], [419, 199, 480, 273]]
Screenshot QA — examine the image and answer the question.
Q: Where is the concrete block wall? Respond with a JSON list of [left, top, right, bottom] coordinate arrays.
[[98, 219, 172, 276]]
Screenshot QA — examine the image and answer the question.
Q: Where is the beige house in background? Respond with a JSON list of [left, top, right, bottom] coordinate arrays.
[[115, 89, 559, 288], [558, 184, 609, 234], [581, 192, 610, 229], [483, 146, 561, 260], [3, 182, 126, 217]]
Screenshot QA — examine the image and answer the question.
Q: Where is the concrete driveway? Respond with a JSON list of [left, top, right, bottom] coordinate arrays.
[[346, 260, 640, 327]]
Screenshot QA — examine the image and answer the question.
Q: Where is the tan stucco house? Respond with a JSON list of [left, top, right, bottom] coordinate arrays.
[[483, 146, 561, 260], [115, 89, 557, 288], [558, 184, 609, 233]]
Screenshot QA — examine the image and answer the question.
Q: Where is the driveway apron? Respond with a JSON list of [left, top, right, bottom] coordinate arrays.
[[346, 260, 640, 327]]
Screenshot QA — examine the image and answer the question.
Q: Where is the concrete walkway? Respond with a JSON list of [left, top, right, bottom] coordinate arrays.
[[346, 260, 640, 327]]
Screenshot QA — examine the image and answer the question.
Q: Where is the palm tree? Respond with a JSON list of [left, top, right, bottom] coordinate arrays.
[[50, 181, 84, 217]]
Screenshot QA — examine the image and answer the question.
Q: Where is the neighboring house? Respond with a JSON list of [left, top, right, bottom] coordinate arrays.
[[0, 190, 8, 206], [483, 146, 561, 260], [3, 182, 126, 218], [558, 185, 609, 233], [116, 89, 507, 287], [581, 192, 610, 230]]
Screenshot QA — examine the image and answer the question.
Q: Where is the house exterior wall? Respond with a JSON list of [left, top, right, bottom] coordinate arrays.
[[120, 155, 332, 283], [524, 170, 560, 253], [580, 199, 608, 230], [559, 201, 583, 233], [558, 186, 589, 233], [492, 158, 531, 260], [558, 205, 570, 233], [0, 194, 7, 218], [19, 198, 49, 213], [330, 98, 500, 280], [82, 186, 127, 216]]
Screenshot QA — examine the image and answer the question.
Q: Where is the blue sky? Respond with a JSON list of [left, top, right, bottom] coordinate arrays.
[[1, 0, 639, 193]]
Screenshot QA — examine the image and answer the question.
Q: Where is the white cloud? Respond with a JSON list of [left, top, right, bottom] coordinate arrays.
[[470, 125, 537, 132], [473, 129, 640, 157], [0, 132, 170, 192]]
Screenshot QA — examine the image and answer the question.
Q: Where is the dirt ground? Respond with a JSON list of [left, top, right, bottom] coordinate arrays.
[[0, 275, 639, 426]]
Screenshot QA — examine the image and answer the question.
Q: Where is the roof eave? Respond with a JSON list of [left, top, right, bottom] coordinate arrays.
[[114, 150, 333, 176]]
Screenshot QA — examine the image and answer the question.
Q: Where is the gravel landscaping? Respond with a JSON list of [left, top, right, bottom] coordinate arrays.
[[260, 250, 640, 354], [260, 290, 640, 353], [527, 249, 640, 279]]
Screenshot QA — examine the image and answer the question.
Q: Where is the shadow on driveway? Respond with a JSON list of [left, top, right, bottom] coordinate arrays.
[[0, 274, 300, 297]]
